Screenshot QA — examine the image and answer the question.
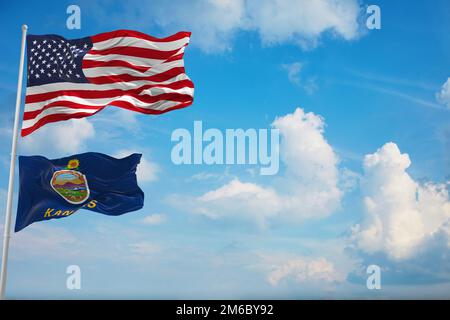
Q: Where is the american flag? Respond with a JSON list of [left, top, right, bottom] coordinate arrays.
[[22, 30, 194, 136]]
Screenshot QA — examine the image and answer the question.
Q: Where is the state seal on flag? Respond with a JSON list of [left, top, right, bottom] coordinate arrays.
[[50, 159, 90, 204]]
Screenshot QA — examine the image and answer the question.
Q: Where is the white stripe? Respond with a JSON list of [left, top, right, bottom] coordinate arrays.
[[26, 73, 191, 95], [22, 107, 99, 129], [92, 36, 190, 52], [23, 98, 182, 129], [82, 59, 184, 78], [25, 86, 194, 112]]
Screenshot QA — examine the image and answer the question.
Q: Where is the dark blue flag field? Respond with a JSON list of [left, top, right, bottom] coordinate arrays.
[[15, 152, 144, 232]]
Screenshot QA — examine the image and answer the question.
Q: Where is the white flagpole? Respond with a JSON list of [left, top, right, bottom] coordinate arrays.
[[0, 24, 28, 300]]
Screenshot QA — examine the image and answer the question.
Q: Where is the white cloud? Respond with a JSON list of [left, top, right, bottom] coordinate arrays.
[[177, 108, 342, 226], [246, 0, 361, 49], [152, 0, 246, 53], [352, 142, 450, 260], [19, 118, 95, 155], [115, 149, 159, 183], [266, 256, 345, 286], [92, 0, 362, 53], [141, 213, 167, 225], [197, 179, 282, 226], [436, 77, 450, 108]]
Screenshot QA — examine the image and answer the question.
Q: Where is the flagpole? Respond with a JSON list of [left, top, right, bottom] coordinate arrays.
[[0, 24, 28, 300]]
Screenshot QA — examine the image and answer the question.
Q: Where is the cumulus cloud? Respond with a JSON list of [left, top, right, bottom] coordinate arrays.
[[91, 0, 362, 53], [246, 0, 361, 49], [152, 0, 246, 53], [436, 78, 450, 108], [115, 149, 159, 183], [266, 256, 345, 286], [352, 142, 450, 260], [141, 213, 167, 225], [197, 179, 282, 226], [19, 118, 95, 156], [175, 108, 342, 226]]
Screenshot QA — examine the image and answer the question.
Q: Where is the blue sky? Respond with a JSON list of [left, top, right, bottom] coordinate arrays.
[[0, 0, 449, 299]]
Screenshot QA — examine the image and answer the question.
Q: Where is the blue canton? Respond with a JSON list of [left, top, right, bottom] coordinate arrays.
[[26, 35, 93, 87]]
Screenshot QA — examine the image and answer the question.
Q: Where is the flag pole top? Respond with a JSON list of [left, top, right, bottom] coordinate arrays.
[[22, 25, 28, 31]]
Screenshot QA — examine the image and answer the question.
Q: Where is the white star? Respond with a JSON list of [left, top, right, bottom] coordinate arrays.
[[32, 40, 37, 45], [35, 74, 40, 78]]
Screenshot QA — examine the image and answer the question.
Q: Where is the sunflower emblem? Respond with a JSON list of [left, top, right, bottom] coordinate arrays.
[[66, 159, 79, 170]]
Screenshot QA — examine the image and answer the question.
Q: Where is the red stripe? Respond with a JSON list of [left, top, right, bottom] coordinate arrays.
[[86, 67, 186, 85], [24, 93, 194, 120], [88, 46, 183, 60], [21, 100, 193, 137], [91, 30, 191, 44], [24, 102, 101, 120], [108, 100, 193, 114], [82, 59, 150, 72], [26, 79, 194, 103], [164, 53, 185, 63], [21, 111, 103, 137]]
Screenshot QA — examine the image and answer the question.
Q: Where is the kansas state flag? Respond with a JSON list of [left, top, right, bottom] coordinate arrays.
[[15, 152, 144, 232]]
